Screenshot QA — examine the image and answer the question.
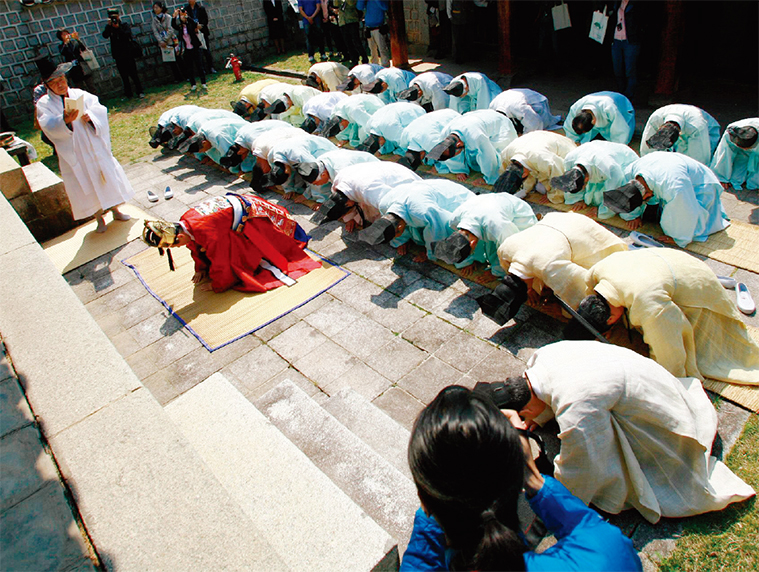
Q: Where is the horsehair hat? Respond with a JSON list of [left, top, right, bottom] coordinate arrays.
[[258, 161, 289, 188], [35, 56, 74, 82], [646, 121, 681, 150], [304, 73, 321, 90], [321, 115, 346, 138], [357, 213, 402, 245], [728, 125, 758, 149], [177, 132, 205, 154], [492, 161, 525, 195], [397, 149, 423, 171], [300, 115, 319, 133], [476, 274, 528, 326], [336, 76, 358, 92], [296, 161, 322, 183], [603, 179, 645, 214], [232, 99, 252, 117], [312, 191, 350, 225], [442, 79, 465, 97], [550, 166, 586, 194], [220, 143, 244, 167], [361, 79, 385, 94], [427, 134, 459, 162], [433, 232, 471, 265], [356, 133, 381, 154], [397, 85, 421, 102], [264, 98, 288, 115]]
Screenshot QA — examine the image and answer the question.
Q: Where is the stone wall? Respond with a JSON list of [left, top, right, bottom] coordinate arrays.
[[0, 0, 273, 120], [403, 0, 428, 48]]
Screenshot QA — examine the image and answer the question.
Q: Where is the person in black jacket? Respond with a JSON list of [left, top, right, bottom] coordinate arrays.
[[102, 8, 144, 99], [263, 0, 286, 54], [184, 0, 216, 74], [173, 7, 207, 90], [57, 29, 97, 93], [610, 0, 642, 101]]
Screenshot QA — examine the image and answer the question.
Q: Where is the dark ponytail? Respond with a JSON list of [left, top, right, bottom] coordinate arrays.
[[409, 386, 527, 571]]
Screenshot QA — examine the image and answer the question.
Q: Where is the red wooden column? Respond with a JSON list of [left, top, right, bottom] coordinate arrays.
[[654, 0, 685, 95], [388, 0, 410, 69], [496, 0, 513, 76]]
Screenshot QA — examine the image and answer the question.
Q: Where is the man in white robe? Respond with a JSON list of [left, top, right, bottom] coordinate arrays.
[[478, 212, 626, 325], [312, 161, 421, 230], [220, 120, 296, 172], [304, 61, 350, 92], [295, 148, 380, 204], [361, 67, 417, 105], [398, 71, 453, 112], [563, 91, 635, 145], [149, 105, 202, 148], [320, 93, 385, 147], [568, 248, 759, 386], [640, 104, 721, 166], [231, 78, 281, 118], [710, 118, 759, 191], [36, 62, 134, 232], [481, 341, 754, 524], [397, 109, 464, 173], [356, 101, 426, 156], [263, 134, 336, 201], [444, 72, 502, 114], [262, 85, 322, 127], [337, 63, 384, 92], [300, 91, 348, 134], [488, 88, 562, 135]]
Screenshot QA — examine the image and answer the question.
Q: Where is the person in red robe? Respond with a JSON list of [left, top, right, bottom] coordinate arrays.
[[142, 193, 322, 293]]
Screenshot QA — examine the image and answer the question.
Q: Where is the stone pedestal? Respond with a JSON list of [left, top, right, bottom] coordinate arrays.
[[0, 149, 31, 200]]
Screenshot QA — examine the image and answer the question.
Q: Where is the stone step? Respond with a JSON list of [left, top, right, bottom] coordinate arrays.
[[0, 148, 30, 200], [13, 162, 75, 243], [166, 373, 399, 572], [323, 388, 413, 481], [255, 380, 419, 554]]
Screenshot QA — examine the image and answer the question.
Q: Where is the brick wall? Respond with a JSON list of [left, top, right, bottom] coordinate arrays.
[[403, 0, 428, 47], [0, 0, 274, 121]]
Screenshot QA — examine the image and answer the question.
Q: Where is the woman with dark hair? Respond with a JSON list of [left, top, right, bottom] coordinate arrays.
[[57, 29, 96, 93], [263, 0, 286, 54], [152, 1, 183, 82], [402, 385, 642, 571]]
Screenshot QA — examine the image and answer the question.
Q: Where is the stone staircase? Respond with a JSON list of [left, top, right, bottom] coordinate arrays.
[[0, 148, 77, 243], [165, 373, 422, 571]]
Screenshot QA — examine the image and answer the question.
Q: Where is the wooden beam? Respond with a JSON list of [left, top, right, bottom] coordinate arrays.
[[654, 0, 685, 96], [388, 0, 410, 69], [496, 0, 513, 76]]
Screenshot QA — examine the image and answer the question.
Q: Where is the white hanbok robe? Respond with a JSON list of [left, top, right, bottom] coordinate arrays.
[[710, 117, 759, 190], [332, 161, 421, 224], [349, 63, 384, 88], [586, 248, 759, 385], [373, 67, 417, 104], [307, 62, 350, 92], [238, 79, 281, 105], [365, 102, 426, 155], [563, 91, 635, 145], [500, 131, 577, 203], [444, 109, 518, 184], [272, 85, 321, 127], [267, 134, 337, 197], [171, 105, 209, 130], [36, 88, 134, 220], [158, 104, 202, 128], [626, 152, 729, 247], [562, 141, 639, 219], [451, 193, 537, 276], [408, 71, 453, 111], [379, 179, 474, 258], [447, 72, 502, 114], [332, 94, 385, 147], [302, 92, 348, 132], [186, 109, 239, 135], [526, 341, 755, 524], [310, 149, 380, 203], [399, 109, 465, 172], [233, 120, 296, 171], [488, 88, 562, 133], [640, 104, 721, 165], [497, 212, 626, 307], [198, 116, 248, 167]]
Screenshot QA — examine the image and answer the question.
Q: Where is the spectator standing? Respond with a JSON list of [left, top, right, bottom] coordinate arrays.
[[321, 0, 345, 61], [610, 0, 642, 101], [338, 0, 368, 67], [299, 0, 327, 64], [173, 7, 207, 91], [102, 8, 145, 99], [35, 58, 135, 233], [263, 0, 286, 54], [151, 1, 183, 82], [357, 0, 390, 67], [184, 0, 216, 74], [57, 29, 96, 93]]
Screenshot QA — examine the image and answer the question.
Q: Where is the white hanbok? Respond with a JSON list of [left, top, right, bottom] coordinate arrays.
[[36, 88, 134, 220]]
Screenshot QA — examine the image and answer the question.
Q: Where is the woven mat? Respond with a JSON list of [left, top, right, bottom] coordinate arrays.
[[42, 204, 149, 274], [123, 244, 348, 351]]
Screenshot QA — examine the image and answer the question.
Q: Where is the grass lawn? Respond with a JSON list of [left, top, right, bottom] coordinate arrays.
[[660, 413, 758, 571]]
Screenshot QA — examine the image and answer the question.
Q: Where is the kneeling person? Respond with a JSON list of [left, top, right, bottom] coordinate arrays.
[[142, 193, 321, 293]]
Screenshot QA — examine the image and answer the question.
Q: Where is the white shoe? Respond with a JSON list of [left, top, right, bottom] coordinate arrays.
[[164, 186, 174, 200], [147, 190, 159, 203], [190, 84, 197, 92], [717, 276, 737, 289], [630, 231, 664, 248], [736, 283, 756, 315]]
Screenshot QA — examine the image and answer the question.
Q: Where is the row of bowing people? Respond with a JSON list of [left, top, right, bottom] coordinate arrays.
[[144, 71, 758, 570]]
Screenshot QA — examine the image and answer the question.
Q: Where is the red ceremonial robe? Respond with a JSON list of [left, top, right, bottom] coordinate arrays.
[[180, 194, 322, 293]]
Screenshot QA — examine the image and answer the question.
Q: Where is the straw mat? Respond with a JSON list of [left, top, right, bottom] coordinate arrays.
[[123, 244, 348, 351], [42, 204, 149, 274]]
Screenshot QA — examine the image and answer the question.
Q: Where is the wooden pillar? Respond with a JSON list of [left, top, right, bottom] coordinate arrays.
[[388, 0, 410, 69], [654, 0, 685, 96], [496, 0, 513, 76]]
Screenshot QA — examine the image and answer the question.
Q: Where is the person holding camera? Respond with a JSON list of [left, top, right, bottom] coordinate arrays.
[[184, 0, 216, 74], [57, 29, 97, 93], [356, 0, 390, 67], [102, 8, 144, 99], [401, 384, 643, 571], [173, 6, 207, 91]]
